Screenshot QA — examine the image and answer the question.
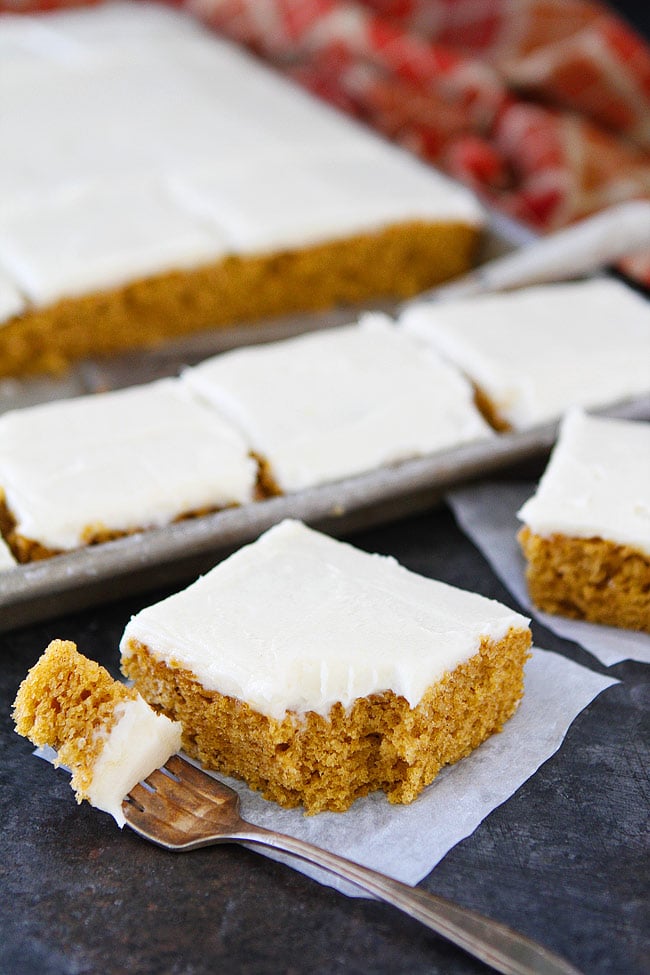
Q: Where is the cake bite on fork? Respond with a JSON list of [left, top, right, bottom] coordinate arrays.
[[12, 640, 181, 827]]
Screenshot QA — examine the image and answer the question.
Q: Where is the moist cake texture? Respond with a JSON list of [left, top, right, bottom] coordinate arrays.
[[0, 377, 256, 561], [182, 314, 493, 492], [120, 520, 531, 813], [399, 278, 650, 430], [0, 2, 483, 377], [13, 640, 182, 826], [518, 410, 650, 632]]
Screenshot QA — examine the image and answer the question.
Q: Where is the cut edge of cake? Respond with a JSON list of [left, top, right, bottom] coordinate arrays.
[[121, 626, 531, 814], [517, 527, 650, 632], [517, 410, 650, 633], [12, 639, 182, 825], [0, 221, 481, 379]]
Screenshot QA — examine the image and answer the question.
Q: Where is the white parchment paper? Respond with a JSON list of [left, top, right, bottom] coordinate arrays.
[[448, 483, 650, 667], [38, 648, 615, 896]]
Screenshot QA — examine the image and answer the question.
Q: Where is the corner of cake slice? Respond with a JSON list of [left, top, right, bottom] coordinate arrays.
[[399, 277, 650, 430], [181, 313, 493, 494], [13, 640, 182, 826], [120, 519, 531, 814], [517, 409, 650, 632]]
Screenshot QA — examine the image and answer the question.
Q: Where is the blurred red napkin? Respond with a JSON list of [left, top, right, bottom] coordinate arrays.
[[3, 0, 650, 285]]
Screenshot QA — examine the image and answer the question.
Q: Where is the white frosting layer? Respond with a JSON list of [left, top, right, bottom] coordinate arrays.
[[183, 315, 493, 492], [0, 536, 16, 572], [87, 695, 182, 828], [400, 279, 650, 429], [0, 2, 483, 312], [518, 410, 650, 556], [0, 378, 256, 551], [121, 519, 529, 721], [0, 180, 227, 306]]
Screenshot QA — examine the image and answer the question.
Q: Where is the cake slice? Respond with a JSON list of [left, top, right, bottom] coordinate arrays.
[[0, 377, 257, 562], [182, 314, 493, 493], [0, 2, 483, 377], [399, 278, 650, 430], [518, 410, 650, 632], [120, 520, 531, 814], [13, 640, 182, 826]]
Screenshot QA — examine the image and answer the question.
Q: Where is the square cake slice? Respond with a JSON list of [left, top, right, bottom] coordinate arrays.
[[182, 314, 493, 493], [120, 520, 531, 813], [399, 278, 650, 430], [518, 410, 650, 632], [0, 377, 257, 561], [13, 640, 182, 826]]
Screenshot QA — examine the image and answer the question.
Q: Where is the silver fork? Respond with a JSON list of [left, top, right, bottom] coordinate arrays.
[[124, 756, 582, 975]]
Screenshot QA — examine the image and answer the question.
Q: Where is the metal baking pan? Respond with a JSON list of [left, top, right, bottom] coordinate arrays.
[[1, 392, 648, 632], [2, 209, 647, 631]]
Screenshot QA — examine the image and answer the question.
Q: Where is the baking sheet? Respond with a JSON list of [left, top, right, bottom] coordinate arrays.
[[1, 393, 649, 632], [2, 209, 647, 631]]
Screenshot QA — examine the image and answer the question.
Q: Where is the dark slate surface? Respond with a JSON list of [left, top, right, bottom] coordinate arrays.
[[1, 501, 648, 975]]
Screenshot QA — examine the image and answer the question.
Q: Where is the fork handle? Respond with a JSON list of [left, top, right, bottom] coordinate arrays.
[[232, 822, 582, 975]]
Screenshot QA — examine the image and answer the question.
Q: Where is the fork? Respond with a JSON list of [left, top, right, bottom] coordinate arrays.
[[123, 756, 582, 975]]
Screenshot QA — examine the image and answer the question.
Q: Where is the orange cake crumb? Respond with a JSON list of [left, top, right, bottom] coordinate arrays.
[[13, 640, 137, 800]]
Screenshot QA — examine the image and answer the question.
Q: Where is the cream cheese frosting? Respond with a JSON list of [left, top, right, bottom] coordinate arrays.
[[87, 695, 182, 828], [0, 2, 483, 316], [0, 180, 228, 306], [0, 378, 256, 551], [399, 278, 650, 429], [518, 410, 650, 556], [120, 519, 530, 721], [182, 314, 493, 492]]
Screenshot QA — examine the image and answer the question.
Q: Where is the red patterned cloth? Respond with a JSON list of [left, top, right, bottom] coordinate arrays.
[[3, 0, 650, 283]]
